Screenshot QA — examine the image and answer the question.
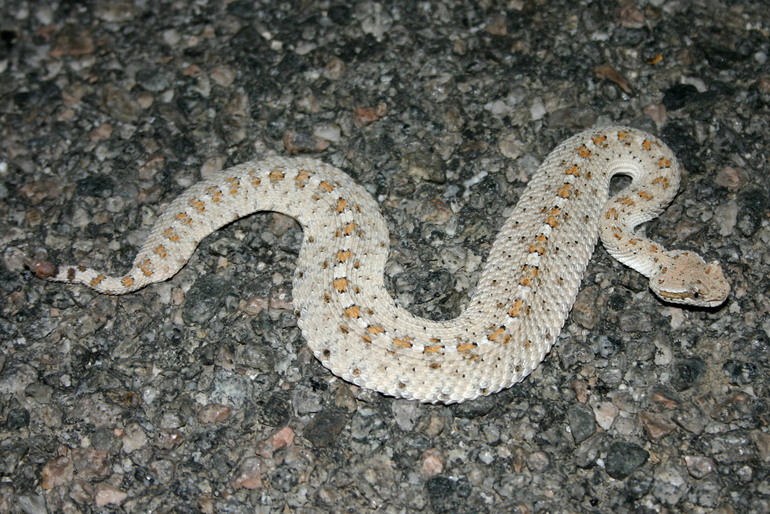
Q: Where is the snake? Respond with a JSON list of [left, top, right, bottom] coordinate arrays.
[[30, 126, 730, 403]]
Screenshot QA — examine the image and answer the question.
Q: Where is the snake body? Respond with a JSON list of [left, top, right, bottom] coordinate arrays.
[[34, 127, 730, 403]]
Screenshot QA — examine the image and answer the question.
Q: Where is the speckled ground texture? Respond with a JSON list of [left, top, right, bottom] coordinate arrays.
[[1, 0, 768, 512]]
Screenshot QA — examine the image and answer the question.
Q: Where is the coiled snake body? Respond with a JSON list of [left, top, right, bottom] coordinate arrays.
[[33, 127, 730, 403]]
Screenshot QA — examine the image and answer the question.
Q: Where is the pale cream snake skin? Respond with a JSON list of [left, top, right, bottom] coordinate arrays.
[[31, 126, 730, 403]]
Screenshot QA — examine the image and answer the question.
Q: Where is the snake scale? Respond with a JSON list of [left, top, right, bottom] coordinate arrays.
[[31, 126, 730, 403]]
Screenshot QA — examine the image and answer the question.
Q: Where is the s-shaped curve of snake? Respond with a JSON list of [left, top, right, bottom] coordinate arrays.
[[30, 126, 730, 403]]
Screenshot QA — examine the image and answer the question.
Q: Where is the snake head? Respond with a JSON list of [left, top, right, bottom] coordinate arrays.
[[650, 251, 730, 308]]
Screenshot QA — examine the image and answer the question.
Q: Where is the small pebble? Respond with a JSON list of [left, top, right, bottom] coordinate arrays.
[[282, 131, 330, 153], [421, 449, 445, 478], [197, 403, 232, 424], [94, 484, 128, 507], [684, 455, 716, 478]]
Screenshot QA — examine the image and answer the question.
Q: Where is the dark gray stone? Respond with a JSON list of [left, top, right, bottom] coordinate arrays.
[[605, 442, 648, 479]]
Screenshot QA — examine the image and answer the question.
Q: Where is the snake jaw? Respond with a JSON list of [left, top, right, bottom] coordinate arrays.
[[650, 252, 730, 308]]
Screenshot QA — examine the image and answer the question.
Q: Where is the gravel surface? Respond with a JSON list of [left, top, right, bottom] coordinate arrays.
[[1, 1, 769, 512]]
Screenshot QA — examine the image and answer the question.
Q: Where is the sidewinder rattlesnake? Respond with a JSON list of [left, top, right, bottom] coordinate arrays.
[[30, 126, 730, 403]]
